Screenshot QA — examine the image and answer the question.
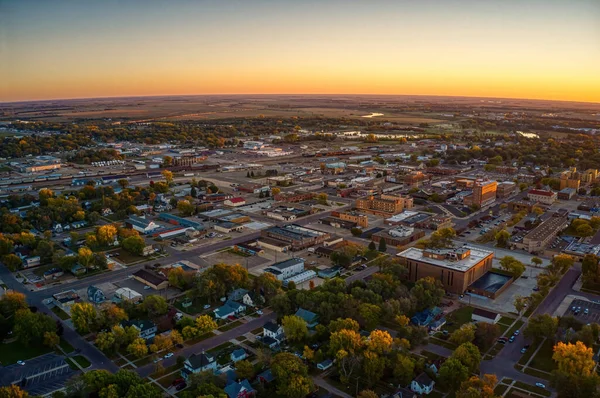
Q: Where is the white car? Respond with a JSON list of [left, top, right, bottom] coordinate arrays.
[[153, 357, 163, 363], [535, 383, 546, 389], [164, 353, 174, 359], [17, 360, 25, 366], [203, 304, 211, 309], [256, 310, 263, 315], [144, 286, 151, 290]]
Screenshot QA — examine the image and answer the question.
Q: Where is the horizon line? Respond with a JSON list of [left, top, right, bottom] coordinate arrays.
[[1, 93, 599, 106]]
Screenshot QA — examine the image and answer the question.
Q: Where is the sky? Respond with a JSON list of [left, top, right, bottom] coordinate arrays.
[[1, 0, 599, 102]]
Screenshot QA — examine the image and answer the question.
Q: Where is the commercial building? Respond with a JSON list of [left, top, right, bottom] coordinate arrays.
[[126, 215, 161, 234], [20, 163, 61, 173], [274, 191, 315, 203], [527, 189, 557, 205], [132, 269, 169, 290], [159, 213, 205, 230], [463, 180, 497, 207], [372, 227, 425, 247], [496, 181, 516, 198], [404, 171, 431, 188], [581, 169, 599, 184], [260, 224, 330, 251], [562, 242, 600, 263], [560, 167, 581, 190], [558, 188, 576, 201], [332, 211, 368, 228], [397, 246, 494, 294], [172, 154, 206, 166], [224, 197, 246, 207], [264, 258, 305, 281], [516, 215, 568, 253], [355, 194, 414, 216], [243, 141, 264, 150]]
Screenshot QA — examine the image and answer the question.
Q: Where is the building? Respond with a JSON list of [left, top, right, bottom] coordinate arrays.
[[182, 353, 217, 379], [332, 211, 368, 228], [113, 287, 143, 303], [558, 188, 576, 200], [243, 141, 264, 150], [260, 224, 330, 251], [87, 285, 106, 304], [414, 215, 453, 231], [224, 379, 256, 398], [371, 227, 425, 247], [528, 189, 557, 205], [295, 308, 319, 328], [562, 242, 600, 263], [404, 171, 431, 188], [516, 215, 568, 253], [397, 246, 494, 294], [172, 154, 206, 167], [264, 258, 305, 281], [230, 348, 247, 362], [159, 213, 205, 230], [411, 373, 435, 395], [262, 321, 285, 348], [274, 191, 315, 203], [214, 300, 246, 319], [355, 194, 414, 216], [224, 197, 246, 207], [132, 269, 169, 290], [464, 180, 497, 207], [581, 169, 599, 184], [317, 359, 333, 371], [20, 163, 61, 173], [121, 319, 157, 340], [126, 215, 161, 234], [52, 290, 80, 314], [496, 181, 516, 198], [471, 308, 501, 324], [560, 167, 581, 190]]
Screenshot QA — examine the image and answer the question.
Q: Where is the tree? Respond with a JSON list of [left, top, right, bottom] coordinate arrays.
[[424, 227, 456, 249], [474, 322, 500, 351], [96, 331, 117, 353], [456, 374, 497, 398], [551, 254, 574, 274], [393, 353, 415, 386], [449, 323, 476, 346], [0, 385, 30, 397], [252, 272, 281, 303], [553, 341, 595, 377], [71, 302, 97, 334], [330, 329, 364, 381], [582, 254, 599, 284], [96, 225, 118, 246], [495, 230, 510, 248], [378, 239, 387, 252], [439, 357, 470, 391], [513, 295, 529, 314], [141, 295, 168, 318], [271, 187, 281, 196], [2, 254, 22, 271], [161, 170, 173, 185], [271, 353, 313, 398], [282, 315, 308, 342], [410, 276, 445, 311], [0, 291, 27, 316], [367, 329, 393, 354], [78, 246, 94, 273], [99, 304, 128, 329], [452, 342, 481, 373], [362, 350, 386, 386], [524, 314, 558, 344], [235, 359, 255, 380], [43, 331, 60, 347], [499, 256, 526, 278], [358, 303, 382, 330], [195, 314, 217, 334], [531, 257, 543, 267], [177, 200, 195, 216], [368, 241, 376, 251], [357, 390, 378, 398], [13, 309, 56, 346], [121, 235, 146, 256], [127, 337, 148, 359], [316, 193, 328, 205]]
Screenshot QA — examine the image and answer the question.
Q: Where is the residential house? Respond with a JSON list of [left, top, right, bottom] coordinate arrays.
[[214, 300, 246, 320], [230, 348, 247, 362], [295, 308, 319, 329], [228, 289, 258, 307], [471, 308, 501, 324], [224, 379, 256, 398], [262, 321, 285, 348], [120, 319, 157, 340], [317, 359, 333, 371], [87, 285, 106, 304], [182, 353, 217, 379], [132, 269, 168, 290], [256, 369, 274, 384], [410, 307, 442, 327], [392, 387, 417, 398], [411, 373, 435, 395], [70, 264, 86, 276]]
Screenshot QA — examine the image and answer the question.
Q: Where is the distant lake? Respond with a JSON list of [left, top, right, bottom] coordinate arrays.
[[361, 112, 384, 118]]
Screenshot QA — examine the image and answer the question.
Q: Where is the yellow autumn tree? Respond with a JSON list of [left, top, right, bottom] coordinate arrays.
[[367, 329, 393, 354], [96, 224, 118, 246], [553, 341, 595, 376]]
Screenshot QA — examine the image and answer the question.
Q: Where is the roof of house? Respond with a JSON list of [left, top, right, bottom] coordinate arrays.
[[133, 269, 167, 286], [224, 380, 255, 398], [257, 369, 274, 383], [472, 307, 500, 320], [128, 215, 155, 228], [231, 348, 246, 358], [121, 319, 156, 333], [87, 285, 104, 299], [214, 306, 236, 318], [528, 189, 556, 197], [225, 300, 245, 310], [414, 372, 434, 387], [295, 308, 318, 323], [187, 352, 215, 369], [263, 321, 282, 334], [262, 336, 279, 347], [228, 197, 246, 203]]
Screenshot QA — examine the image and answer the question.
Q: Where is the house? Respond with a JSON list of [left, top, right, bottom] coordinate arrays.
[[471, 308, 501, 324], [317, 359, 333, 371], [182, 352, 217, 379], [126, 215, 161, 234], [87, 285, 106, 304], [256, 369, 274, 384], [411, 373, 435, 395], [224, 379, 256, 398], [228, 289, 258, 307], [410, 307, 442, 327], [262, 321, 285, 348], [23, 256, 41, 268], [224, 197, 246, 207], [228, 288, 249, 302], [70, 263, 86, 276], [214, 300, 246, 320], [120, 319, 157, 340], [295, 308, 319, 328], [132, 269, 169, 290], [230, 348, 247, 362], [429, 318, 446, 332], [392, 387, 417, 398]]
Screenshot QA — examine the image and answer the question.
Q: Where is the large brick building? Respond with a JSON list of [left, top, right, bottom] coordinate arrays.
[[355, 194, 414, 216], [464, 180, 497, 208], [397, 246, 494, 294], [559, 168, 581, 190]]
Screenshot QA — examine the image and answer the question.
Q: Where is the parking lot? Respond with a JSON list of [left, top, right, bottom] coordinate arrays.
[[567, 299, 600, 322]]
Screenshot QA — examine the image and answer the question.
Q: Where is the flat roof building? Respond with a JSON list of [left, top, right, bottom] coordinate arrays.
[[397, 246, 494, 294], [516, 215, 568, 253]]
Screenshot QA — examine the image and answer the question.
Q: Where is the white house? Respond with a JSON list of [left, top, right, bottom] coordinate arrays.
[[262, 321, 285, 348], [126, 215, 161, 234], [224, 197, 246, 207], [471, 308, 501, 324], [182, 353, 217, 380], [264, 258, 305, 281], [411, 373, 435, 395]]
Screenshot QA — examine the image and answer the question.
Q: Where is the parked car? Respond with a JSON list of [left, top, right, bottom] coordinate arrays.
[[17, 360, 25, 366], [584, 308, 589, 315], [164, 353, 173, 359], [256, 310, 263, 315], [535, 383, 546, 389], [153, 357, 163, 363], [509, 336, 515, 343], [203, 304, 211, 309], [172, 378, 184, 386], [520, 347, 527, 354], [514, 329, 520, 336], [144, 286, 151, 290]]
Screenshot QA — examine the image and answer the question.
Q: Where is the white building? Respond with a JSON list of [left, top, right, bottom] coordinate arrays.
[[264, 258, 305, 281]]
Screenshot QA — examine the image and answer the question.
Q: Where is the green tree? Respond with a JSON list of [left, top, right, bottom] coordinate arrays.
[[281, 315, 308, 342], [439, 357, 470, 391], [70, 302, 98, 334], [499, 256, 526, 278], [368, 241, 376, 251], [410, 276, 445, 311], [452, 342, 481, 373], [234, 359, 255, 380], [127, 337, 148, 359], [271, 353, 313, 398], [121, 235, 146, 256], [141, 295, 168, 318], [449, 323, 476, 346], [524, 314, 558, 344], [393, 353, 416, 386], [13, 309, 56, 346], [495, 229, 510, 248], [2, 254, 22, 271], [378, 239, 387, 252]]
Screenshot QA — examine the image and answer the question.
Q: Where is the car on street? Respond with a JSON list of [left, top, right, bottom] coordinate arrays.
[[535, 383, 546, 389], [164, 353, 173, 359], [514, 329, 520, 335], [509, 336, 515, 343], [256, 310, 263, 315], [153, 357, 163, 363], [520, 347, 527, 354], [584, 308, 589, 315], [17, 360, 25, 366]]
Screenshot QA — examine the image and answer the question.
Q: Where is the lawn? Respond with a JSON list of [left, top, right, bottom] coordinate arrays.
[[151, 363, 182, 379], [51, 306, 70, 320], [494, 384, 509, 396], [157, 371, 183, 387], [499, 316, 516, 326], [73, 355, 91, 368], [0, 341, 52, 365], [207, 342, 234, 356], [174, 297, 209, 315], [528, 339, 556, 373], [218, 320, 242, 332], [507, 319, 525, 337], [445, 306, 474, 332], [420, 350, 447, 362], [185, 332, 215, 346], [114, 251, 146, 265], [59, 338, 75, 354], [226, 248, 251, 258], [65, 358, 78, 370], [513, 381, 551, 397]]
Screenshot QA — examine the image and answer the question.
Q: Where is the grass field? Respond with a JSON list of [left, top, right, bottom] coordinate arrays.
[[528, 339, 556, 372], [218, 320, 242, 332], [51, 306, 70, 320], [73, 355, 91, 368], [445, 306, 474, 332], [0, 341, 52, 365], [59, 338, 75, 354]]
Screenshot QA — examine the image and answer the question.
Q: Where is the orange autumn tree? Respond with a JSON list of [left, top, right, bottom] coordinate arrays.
[[553, 341, 595, 376]]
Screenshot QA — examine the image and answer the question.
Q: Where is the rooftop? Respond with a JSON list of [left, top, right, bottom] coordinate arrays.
[[397, 246, 493, 272]]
